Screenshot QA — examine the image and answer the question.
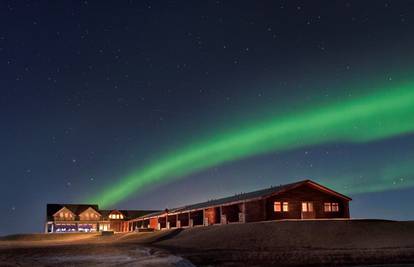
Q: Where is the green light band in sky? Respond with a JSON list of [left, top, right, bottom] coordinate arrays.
[[89, 82, 414, 207]]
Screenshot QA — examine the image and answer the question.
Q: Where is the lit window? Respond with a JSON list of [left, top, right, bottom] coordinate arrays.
[[302, 202, 307, 212], [302, 202, 313, 212], [283, 202, 289, 212], [60, 213, 64, 218], [120, 214, 123, 219], [274, 202, 288, 212], [116, 214, 120, 219], [274, 202, 281, 212], [324, 203, 339, 212]]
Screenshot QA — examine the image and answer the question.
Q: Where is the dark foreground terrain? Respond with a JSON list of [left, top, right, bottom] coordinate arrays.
[[1, 220, 414, 266]]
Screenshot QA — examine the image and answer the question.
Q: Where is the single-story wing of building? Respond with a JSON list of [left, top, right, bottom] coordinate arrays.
[[127, 179, 351, 231]]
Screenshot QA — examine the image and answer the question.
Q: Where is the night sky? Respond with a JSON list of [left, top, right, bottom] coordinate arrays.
[[1, 1, 414, 236]]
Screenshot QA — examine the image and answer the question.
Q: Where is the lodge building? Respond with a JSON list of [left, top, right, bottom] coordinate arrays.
[[45, 179, 351, 233], [45, 204, 158, 233]]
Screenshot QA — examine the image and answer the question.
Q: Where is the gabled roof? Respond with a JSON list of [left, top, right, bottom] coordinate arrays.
[[132, 179, 351, 220], [78, 206, 101, 216], [52, 206, 76, 217], [46, 204, 99, 221]]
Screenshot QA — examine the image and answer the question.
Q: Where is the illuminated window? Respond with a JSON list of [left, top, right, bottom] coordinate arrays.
[[302, 202, 313, 212], [120, 214, 124, 219], [283, 202, 289, 212], [60, 213, 64, 218], [116, 214, 120, 219], [302, 202, 308, 212], [324, 203, 339, 212], [274, 202, 281, 212], [274, 202, 288, 212]]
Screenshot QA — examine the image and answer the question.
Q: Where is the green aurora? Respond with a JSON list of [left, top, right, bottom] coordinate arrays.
[[89, 82, 414, 207]]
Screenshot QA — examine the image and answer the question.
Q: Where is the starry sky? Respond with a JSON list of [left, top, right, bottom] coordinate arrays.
[[1, 1, 414, 236]]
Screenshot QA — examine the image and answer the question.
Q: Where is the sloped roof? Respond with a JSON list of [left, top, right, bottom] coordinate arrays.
[[46, 204, 99, 221], [47, 204, 159, 221], [132, 179, 351, 220]]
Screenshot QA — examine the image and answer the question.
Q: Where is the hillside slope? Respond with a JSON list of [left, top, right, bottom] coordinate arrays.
[[154, 220, 414, 266]]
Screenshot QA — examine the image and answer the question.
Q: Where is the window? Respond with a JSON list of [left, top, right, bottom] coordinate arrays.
[[324, 202, 339, 212], [110, 214, 121, 219], [274, 201, 288, 212], [302, 202, 307, 212], [274, 202, 281, 212], [60, 213, 64, 218], [283, 202, 289, 212], [302, 202, 313, 212]]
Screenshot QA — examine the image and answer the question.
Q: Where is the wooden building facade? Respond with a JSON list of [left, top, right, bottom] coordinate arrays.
[[126, 180, 351, 231], [45, 204, 157, 233]]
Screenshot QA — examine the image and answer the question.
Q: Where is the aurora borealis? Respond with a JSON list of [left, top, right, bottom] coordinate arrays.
[[90, 82, 414, 207], [2, 1, 414, 235]]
